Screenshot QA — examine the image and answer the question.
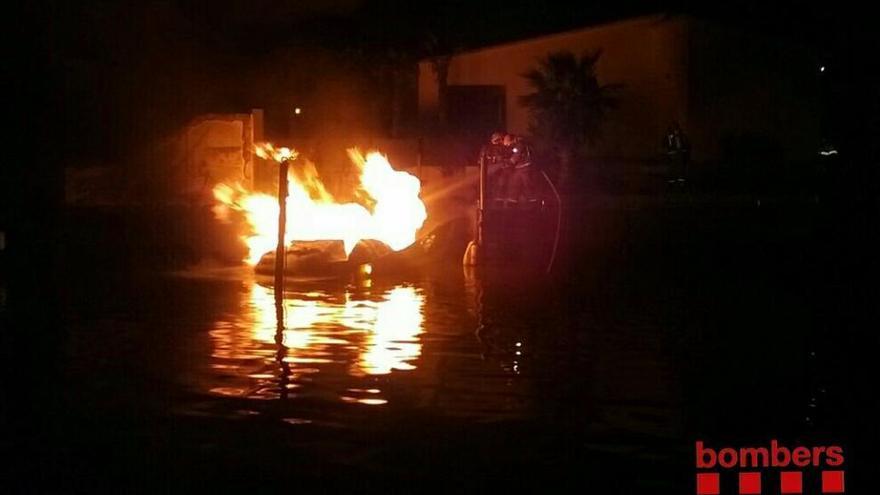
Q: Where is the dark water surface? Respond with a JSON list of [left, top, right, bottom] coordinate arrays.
[[6, 202, 879, 491]]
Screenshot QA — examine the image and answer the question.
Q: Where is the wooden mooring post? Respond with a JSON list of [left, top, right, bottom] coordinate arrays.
[[274, 159, 289, 301]]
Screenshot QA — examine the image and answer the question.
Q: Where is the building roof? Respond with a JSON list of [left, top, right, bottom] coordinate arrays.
[[419, 13, 680, 63]]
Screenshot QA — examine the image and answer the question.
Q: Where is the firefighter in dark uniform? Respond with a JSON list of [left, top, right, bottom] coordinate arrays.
[[504, 134, 536, 207], [487, 131, 512, 207], [665, 121, 690, 183]]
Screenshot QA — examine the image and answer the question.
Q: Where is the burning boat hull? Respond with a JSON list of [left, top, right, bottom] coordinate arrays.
[[254, 219, 472, 280], [254, 239, 390, 278]]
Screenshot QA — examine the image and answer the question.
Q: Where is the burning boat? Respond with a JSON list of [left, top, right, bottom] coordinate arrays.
[[251, 218, 470, 280], [252, 239, 388, 278], [213, 138, 557, 280], [213, 145, 432, 278]]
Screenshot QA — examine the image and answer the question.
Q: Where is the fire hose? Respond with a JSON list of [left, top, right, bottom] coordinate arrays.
[[540, 170, 562, 274]]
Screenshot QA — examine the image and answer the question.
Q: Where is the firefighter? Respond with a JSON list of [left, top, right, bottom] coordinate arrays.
[[487, 132, 513, 206], [504, 135, 536, 207], [665, 121, 690, 183]]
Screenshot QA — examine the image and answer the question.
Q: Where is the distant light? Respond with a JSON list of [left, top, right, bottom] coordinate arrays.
[[819, 149, 838, 156], [819, 66, 826, 72], [512, 147, 519, 153], [294, 107, 302, 115]]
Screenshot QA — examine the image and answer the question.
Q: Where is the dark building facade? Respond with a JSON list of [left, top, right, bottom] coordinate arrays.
[[418, 15, 821, 166]]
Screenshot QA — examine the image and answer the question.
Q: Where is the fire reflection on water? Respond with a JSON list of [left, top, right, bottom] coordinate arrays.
[[208, 281, 425, 405]]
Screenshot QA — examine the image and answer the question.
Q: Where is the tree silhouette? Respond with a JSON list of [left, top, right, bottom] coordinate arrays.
[[520, 50, 622, 186]]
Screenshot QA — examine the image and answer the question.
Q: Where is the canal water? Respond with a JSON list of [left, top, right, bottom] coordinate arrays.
[[7, 202, 878, 491]]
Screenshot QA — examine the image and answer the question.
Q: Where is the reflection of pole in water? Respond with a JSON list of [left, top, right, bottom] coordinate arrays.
[[464, 267, 521, 375], [463, 266, 487, 359], [274, 304, 291, 400], [274, 280, 291, 399]]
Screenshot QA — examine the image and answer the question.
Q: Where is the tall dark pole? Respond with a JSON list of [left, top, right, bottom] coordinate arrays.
[[477, 149, 486, 247], [275, 160, 289, 300]]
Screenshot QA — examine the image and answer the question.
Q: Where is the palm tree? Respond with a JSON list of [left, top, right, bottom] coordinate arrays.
[[422, 32, 462, 133], [346, 32, 461, 138], [520, 50, 622, 187]]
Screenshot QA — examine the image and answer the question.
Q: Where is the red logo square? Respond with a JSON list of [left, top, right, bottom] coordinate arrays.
[[739, 472, 761, 494], [822, 470, 845, 493], [781, 471, 803, 493], [697, 472, 720, 495]]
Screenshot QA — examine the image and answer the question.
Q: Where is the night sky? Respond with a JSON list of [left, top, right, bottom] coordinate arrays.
[[5, 0, 878, 202]]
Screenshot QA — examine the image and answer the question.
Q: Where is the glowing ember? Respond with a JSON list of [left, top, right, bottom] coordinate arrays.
[[213, 144, 427, 265]]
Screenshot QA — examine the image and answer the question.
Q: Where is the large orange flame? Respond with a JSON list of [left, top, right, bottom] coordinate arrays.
[[213, 144, 427, 265]]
